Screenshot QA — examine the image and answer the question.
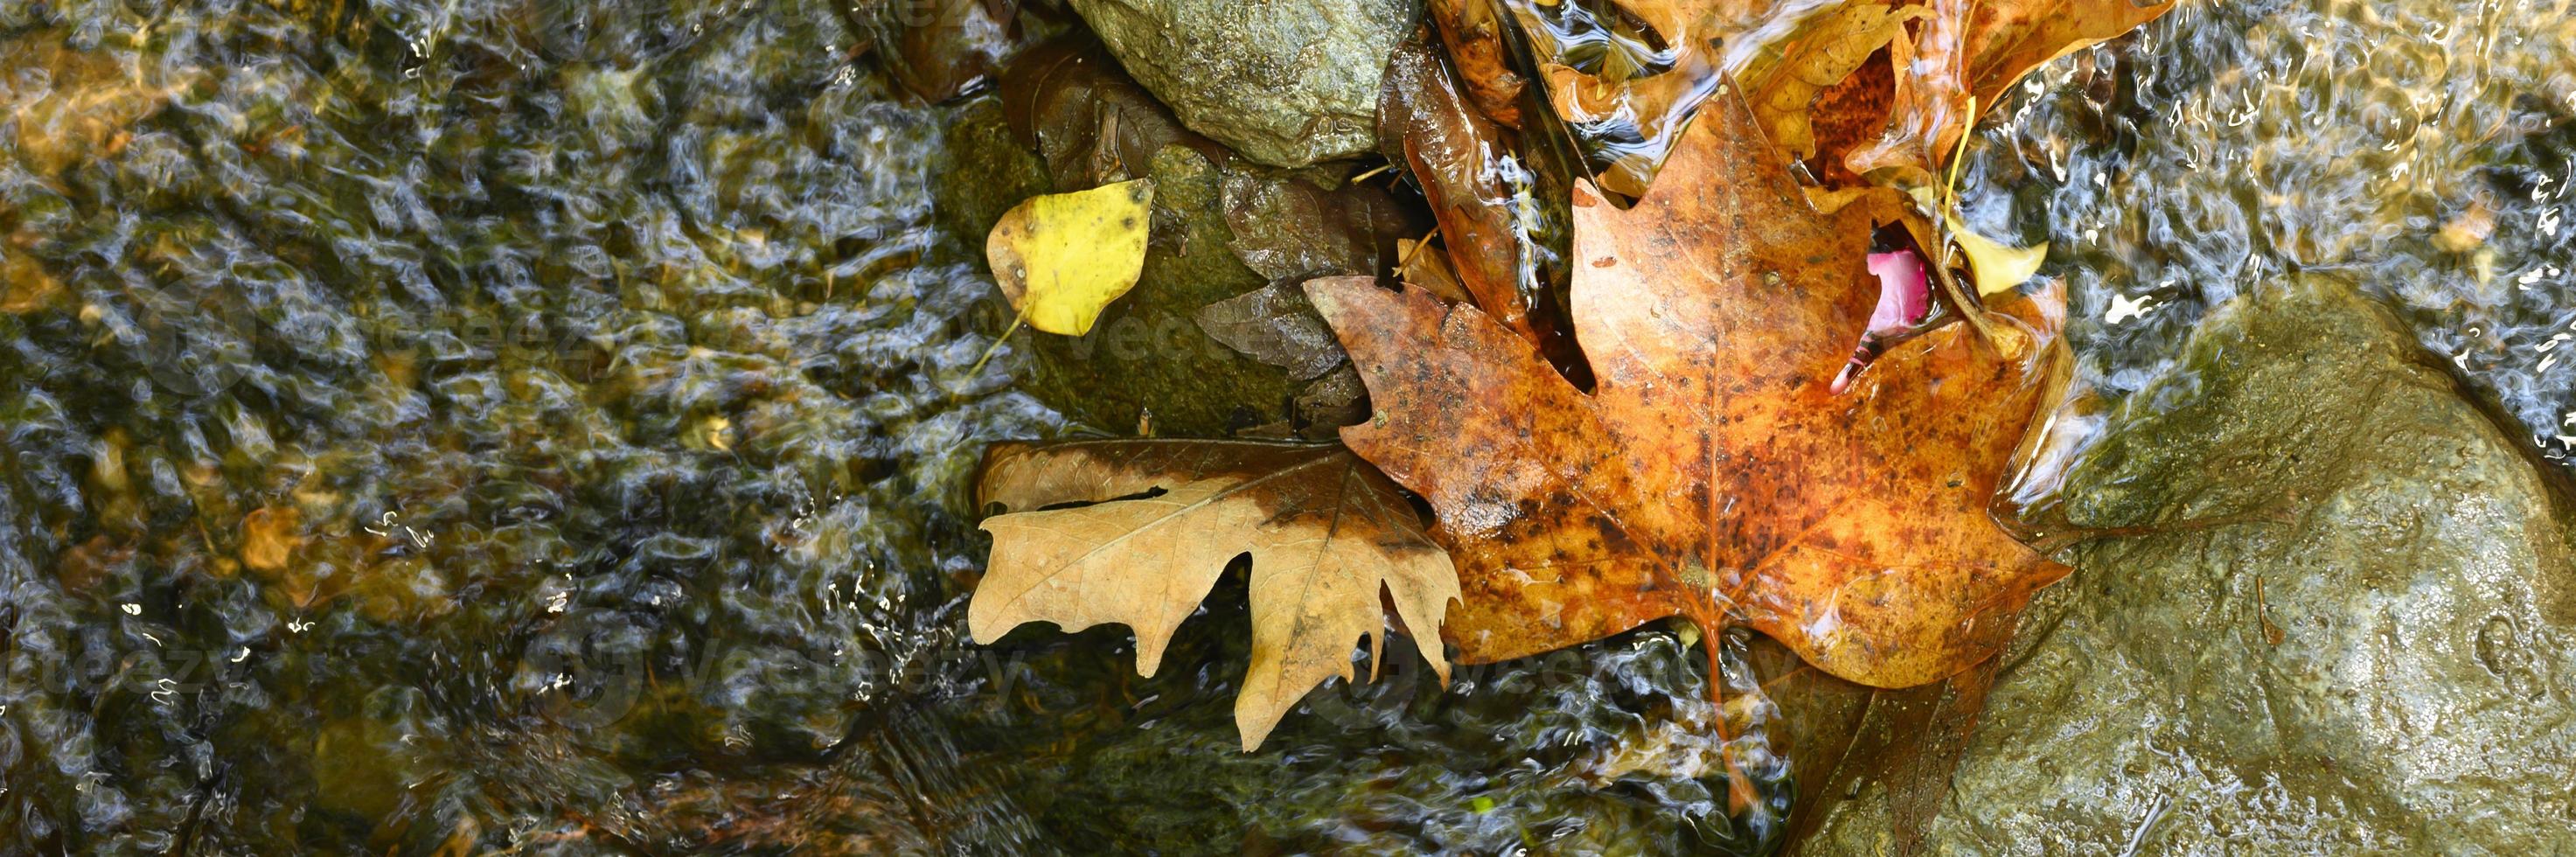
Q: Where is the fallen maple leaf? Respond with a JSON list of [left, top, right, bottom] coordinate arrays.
[[1305, 87, 2067, 692], [971, 440, 1460, 750]]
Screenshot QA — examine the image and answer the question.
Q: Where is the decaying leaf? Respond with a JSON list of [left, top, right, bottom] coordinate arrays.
[[1847, 0, 2176, 187], [1292, 365, 1371, 430], [240, 505, 303, 574], [870, 0, 1023, 102], [1194, 279, 1348, 381], [1002, 38, 1229, 188], [1218, 167, 1414, 282], [1773, 643, 2011, 854], [971, 440, 1460, 750], [1396, 238, 1474, 305], [985, 178, 1156, 336], [1305, 88, 2068, 691]]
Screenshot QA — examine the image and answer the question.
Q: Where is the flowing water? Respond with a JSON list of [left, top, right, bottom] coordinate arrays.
[[0, 0, 2566, 854]]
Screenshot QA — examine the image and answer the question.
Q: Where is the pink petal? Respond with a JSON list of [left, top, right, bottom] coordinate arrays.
[[1865, 250, 1932, 338], [1834, 250, 1935, 395]]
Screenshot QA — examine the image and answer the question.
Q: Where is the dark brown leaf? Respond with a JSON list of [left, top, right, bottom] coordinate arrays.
[[1194, 279, 1349, 381]]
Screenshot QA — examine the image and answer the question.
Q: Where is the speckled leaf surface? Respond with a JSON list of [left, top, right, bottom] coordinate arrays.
[[1307, 88, 2070, 689]]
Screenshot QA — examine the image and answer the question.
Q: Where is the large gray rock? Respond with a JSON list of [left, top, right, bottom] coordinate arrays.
[[1066, 0, 1416, 167], [1803, 277, 2576, 854]]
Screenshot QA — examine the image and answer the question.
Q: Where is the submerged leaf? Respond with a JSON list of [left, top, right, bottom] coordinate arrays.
[[1378, 40, 1556, 345], [240, 506, 303, 575], [1194, 279, 1348, 381], [1424, 0, 1528, 127], [1396, 238, 1475, 305], [871, 0, 1024, 102], [1001, 38, 1226, 187], [1218, 168, 1415, 282], [1848, 0, 2176, 187], [971, 440, 1459, 750], [985, 179, 1157, 335], [1739, 1, 1925, 161]]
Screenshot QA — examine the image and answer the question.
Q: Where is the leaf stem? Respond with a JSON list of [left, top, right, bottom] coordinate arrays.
[[1944, 96, 1978, 213], [1396, 226, 1442, 275], [967, 312, 1027, 379], [1700, 625, 1762, 816]]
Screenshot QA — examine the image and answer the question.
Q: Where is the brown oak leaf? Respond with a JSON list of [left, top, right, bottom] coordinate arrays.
[[971, 440, 1459, 750], [1305, 87, 2068, 691]]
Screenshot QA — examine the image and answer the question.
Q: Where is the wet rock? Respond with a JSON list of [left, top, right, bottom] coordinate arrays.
[[1063, 0, 1417, 167], [1800, 277, 2576, 854], [934, 96, 1055, 248]]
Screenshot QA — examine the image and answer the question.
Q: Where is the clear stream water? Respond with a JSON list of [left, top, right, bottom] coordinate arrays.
[[0, 0, 2566, 854]]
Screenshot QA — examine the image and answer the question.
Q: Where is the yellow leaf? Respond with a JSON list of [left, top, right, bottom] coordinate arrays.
[[985, 179, 1156, 336], [1947, 214, 2047, 297]]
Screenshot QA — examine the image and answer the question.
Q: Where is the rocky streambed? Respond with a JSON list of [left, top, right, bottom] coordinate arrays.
[[0, 0, 2568, 853]]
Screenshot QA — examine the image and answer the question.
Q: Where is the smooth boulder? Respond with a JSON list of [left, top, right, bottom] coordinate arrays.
[[1802, 276, 2576, 853]]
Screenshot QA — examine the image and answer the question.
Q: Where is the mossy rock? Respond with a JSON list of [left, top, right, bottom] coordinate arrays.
[[937, 98, 1297, 436]]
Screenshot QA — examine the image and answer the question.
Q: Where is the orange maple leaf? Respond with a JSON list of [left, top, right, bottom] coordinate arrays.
[[1306, 87, 2069, 693]]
